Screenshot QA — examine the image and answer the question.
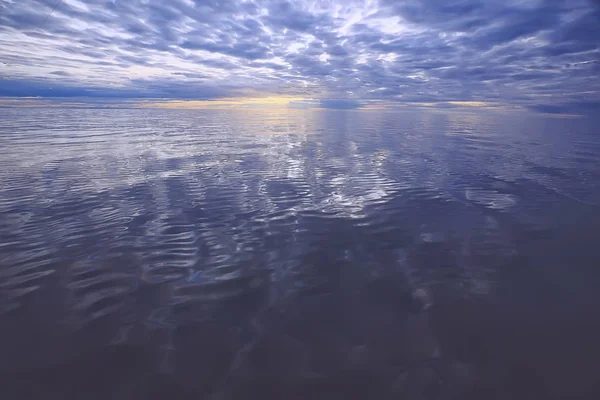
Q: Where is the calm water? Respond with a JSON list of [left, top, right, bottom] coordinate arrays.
[[1, 108, 599, 399]]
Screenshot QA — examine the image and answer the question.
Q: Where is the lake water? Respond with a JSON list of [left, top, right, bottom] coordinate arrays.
[[0, 108, 599, 399]]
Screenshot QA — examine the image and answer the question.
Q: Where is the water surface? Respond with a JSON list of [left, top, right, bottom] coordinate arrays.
[[0, 108, 599, 399]]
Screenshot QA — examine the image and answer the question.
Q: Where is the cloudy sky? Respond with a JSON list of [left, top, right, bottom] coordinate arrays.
[[0, 0, 599, 112]]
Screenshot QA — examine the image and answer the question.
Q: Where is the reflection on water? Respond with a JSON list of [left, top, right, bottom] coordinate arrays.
[[0, 108, 599, 399]]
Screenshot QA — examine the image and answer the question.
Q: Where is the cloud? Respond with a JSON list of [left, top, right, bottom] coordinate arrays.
[[49, 70, 71, 76], [0, 0, 598, 113], [181, 38, 270, 60], [0, 77, 235, 99]]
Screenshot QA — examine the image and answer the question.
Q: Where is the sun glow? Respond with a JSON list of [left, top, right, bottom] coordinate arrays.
[[139, 96, 308, 109]]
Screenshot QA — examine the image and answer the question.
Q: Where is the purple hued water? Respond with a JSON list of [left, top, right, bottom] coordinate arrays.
[[1, 108, 599, 399]]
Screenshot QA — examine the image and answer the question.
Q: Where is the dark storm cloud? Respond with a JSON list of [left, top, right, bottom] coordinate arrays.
[[0, 0, 598, 112]]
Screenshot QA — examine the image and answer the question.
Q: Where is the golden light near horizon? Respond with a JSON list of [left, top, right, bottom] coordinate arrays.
[[139, 99, 509, 111], [139, 96, 310, 109]]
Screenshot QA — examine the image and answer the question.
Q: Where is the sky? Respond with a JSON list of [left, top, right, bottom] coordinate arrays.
[[0, 0, 599, 113]]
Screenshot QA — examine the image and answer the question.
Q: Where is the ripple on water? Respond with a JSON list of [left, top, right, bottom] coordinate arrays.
[[0, 247, 58, 315], [0, 108, 598, 372], [65, 260, 138, 328], [465, 189, 518, 210]]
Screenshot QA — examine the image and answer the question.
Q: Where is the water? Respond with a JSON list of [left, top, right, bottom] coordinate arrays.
[[0, 108, 599, 399]]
